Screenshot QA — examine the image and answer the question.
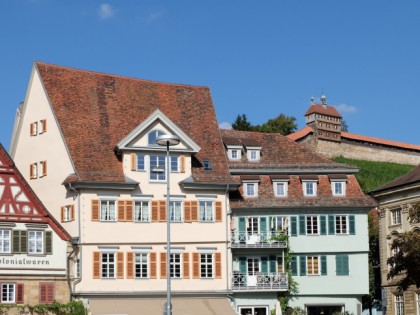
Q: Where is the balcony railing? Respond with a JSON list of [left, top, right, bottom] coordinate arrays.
[[231, 272, 288, 291], [231, 231, 287, 248]]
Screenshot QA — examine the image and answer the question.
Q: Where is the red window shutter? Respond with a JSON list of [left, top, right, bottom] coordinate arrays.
[[118, 201, 126, 222], [16, 283, 24, 304], [117, 252, 124, 279], [151, 201, 158, 222], [126, 252, 134, 279], [61, 206, 65, 222], [93, 251, 100, 279], [192, 253, 199, 279], [184, 201, 191, 222], [70, 205, 75, 220], [160, 252, 167, 279], [150, 252, 157, 279], [191, 201, 198, 222], [159, 201, 166, 222], [91, 200, 99, 221], [126, 201, 133, 221], [215, 252, 222, 279], [131, 153, 137, 171], [39, 283, 47, 304], [215, 201, 222, 222], [183, 253, 190, 279], [180, 155, 185, 173]]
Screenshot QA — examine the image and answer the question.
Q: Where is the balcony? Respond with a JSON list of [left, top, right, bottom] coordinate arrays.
[[231, 272, 288, 292], [231, 231, 287, 248]]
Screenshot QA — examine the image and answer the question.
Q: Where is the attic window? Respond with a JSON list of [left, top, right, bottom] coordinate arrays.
[[203, 160, 212, 171], [148, 130, 166, 146]]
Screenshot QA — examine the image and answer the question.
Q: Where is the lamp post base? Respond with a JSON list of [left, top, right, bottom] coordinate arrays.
[[163, 301, 172, 315]]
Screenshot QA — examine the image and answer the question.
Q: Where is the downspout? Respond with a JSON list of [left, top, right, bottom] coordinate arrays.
[[66, 245, 76, 297], [68, 183, 82, 295]]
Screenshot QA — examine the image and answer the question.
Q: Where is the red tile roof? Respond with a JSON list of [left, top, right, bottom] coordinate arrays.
[[286, 126, 313, 141], [305, 104, 342, 118], [342, 132, 420, 151], [221, 129, 348, 168], [35, 62, 234, 184]]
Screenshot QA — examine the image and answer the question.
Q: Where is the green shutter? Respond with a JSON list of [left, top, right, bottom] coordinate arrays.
[[291, 256, 298, 276], [299, 215, 306, 235], [261, 257, 268, 275], [328, 215, 335, 235], [260, 217, 267, 241], [349, 215, 355, 235], [21, 231, 27, 253], [321, 255, 327, 275], [45, 231, 52, 254], [13, 230, 20, 253], [320, 216, 327, 235], [299, 256, 306, 276], [239, 217, 246, 242], [291, 216, 297, 236], [336, 255, 349, 275], [269, 255, 276, 274], [239, 257, 247, 274]]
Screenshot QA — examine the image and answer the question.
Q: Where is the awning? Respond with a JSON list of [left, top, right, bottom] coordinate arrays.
[[89, 297, 236, 315]]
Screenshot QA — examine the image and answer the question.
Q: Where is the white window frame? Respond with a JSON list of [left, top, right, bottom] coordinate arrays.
[[100, 199, 117, 222], [416, 292, 420, 315], [306, 216, 319, 235], [63, 205, 73, 222], [395, 294, 404, 315], [134, 200, 150, 222], [170, 253, 182, 278], [273, 181, 288, 197], [303, 180, 317, 197], [30, 163, 38, 179], [149, 155, 166, 182], [307, 256, 320, 275], [1, 283, 15, 304], [273, 216, 289, 232], [134, 252, 149, 279], [148, 129, 166, 146], [28, 230, 44, 254], [0, 229, 11, 253], [331, 180, 346, 196], [246, 149, 260, 161], [391, 208, 402, 225], [101, 252, 116, 279], [198, 201, 214, 222], [169, 200, 183, 222], [335, 215, 348, 234], [243, 181, 258, 198], [170, 156, 179, 172], [136, 154, 145, 171], [228, 147, 242, 161], [200, 253, 214, 278]]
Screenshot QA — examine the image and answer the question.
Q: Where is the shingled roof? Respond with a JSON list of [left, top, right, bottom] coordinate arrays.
[[304, 104, 342, 118], [220, 129, 353, 170], [35, 62, 233, 184]]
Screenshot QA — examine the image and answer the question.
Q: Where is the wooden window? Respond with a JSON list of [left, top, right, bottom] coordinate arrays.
[[191, 201, 198, 222], [93, 251, 100, 279], [130, 153, 137, 171], [150, 252, 157, 279], [183, 253, 190, 279], [215, 252, 222, 279], [215, 201, 222, 222], [160, 252, 167, 279], [159, 201, 166, 222], [307, 256, 319, 275], [39, 161, 47, 177], [61, 205, 75, 222], [39, 282, 54, 304], [39, 119, 47, 134], [192, 253, 200, 279], [336, 255, 349, 276], [91, 200, 99, 221], [29, 163, 38, 179], [126, 252, 134, 279], [16, 283, 24, 304], [180, 155, 186, 173], [117, 252, 124, 279], [30, 122, 38, 136], [12, 230, 27, 254], [184, 201, 192, 223], [150, 200, 167, 222]]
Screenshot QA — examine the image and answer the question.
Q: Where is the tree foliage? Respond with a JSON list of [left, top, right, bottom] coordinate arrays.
[[232, 113, 297, 135], [341, 119, 349, 132], [387, 203, 420, 290]]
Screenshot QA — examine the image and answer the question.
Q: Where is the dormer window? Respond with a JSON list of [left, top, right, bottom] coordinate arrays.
[[228, 148, 242, 160], [328, 175, 348, 196], [247, 149, 260, 161], [241, 176, 260, 198], [148, 130, 166, 146], [303, 181, 317, 196]]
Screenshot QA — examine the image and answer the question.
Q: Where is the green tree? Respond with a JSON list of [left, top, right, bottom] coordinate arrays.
[[254, 114, 297, 135], [232, 114, 253, 131], [387, 203, 420, 290], [341, 119, 349, 132]]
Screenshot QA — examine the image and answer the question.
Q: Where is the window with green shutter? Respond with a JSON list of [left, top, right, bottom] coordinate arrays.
[[269, 255, 276, 274], [299, 215, 306, 235], [261, 256, 268, 275], [336, 254, 349, 275], [291, 256, 298, 276], [299, 256, 307, 276], [290, 216, 297, 236], [45, 231, 52, 254], [260, 217, 267, 241], [12, 230, 27, 254]]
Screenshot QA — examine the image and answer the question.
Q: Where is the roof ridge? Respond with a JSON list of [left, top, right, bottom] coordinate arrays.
[[35, 61, 209, 89], [342, 131, 420, 150]]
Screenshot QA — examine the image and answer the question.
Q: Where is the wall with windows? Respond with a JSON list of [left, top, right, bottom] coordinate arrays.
[[10, 68, 78, 236], [289, 296, 363, 315]]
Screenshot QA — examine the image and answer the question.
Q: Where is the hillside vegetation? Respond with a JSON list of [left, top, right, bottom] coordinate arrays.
[[332, 157, 415, 193]]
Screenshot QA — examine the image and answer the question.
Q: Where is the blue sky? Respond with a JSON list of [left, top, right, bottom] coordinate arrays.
[[1, 1, 420, 151]]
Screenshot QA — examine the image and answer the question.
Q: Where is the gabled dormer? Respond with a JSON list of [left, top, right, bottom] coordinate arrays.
[[116, 110, 201, 182], [241, 138, 261, 162], [222, 137, 242, 161]]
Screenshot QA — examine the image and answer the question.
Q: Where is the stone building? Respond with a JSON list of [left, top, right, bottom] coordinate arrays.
[[371, 165, 420, 315]]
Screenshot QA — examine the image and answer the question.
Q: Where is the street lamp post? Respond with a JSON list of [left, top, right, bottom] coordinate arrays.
[[156, 134, 181, 315]]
